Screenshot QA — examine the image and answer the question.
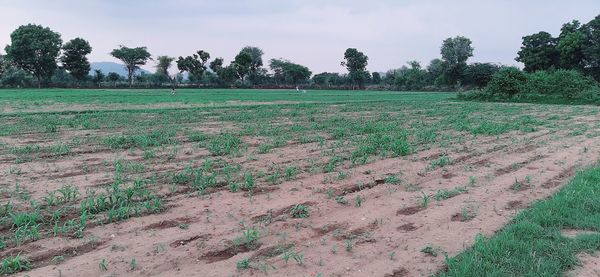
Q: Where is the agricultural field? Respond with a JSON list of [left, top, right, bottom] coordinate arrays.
[[0, 89, 599, 276]]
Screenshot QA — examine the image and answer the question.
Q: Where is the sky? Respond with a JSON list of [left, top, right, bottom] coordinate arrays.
[[1, 0, 599, 74]]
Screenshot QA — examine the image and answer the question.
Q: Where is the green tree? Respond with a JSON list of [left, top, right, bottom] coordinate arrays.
[[232, 51, 253, 82], [110, 46, 152, 86], [464, 63, 501, 88], [4, 24, 63, 87], [240, 46, 264, 83], [155, 56, 174, 80], [516, 31, 559, 72], [582, 15, 600, 80], [107, 72, 120, 87], [269, 59, 312, 85], [176, 50, 210, 86], [209, 57, 224, 73], [440, 36, 473, 85], [341, 48, 369, 89], [92, 69, 105, 87], [371, 72, 382, 84], [557, 20, 586, 70], [60, 38, 92, 82]]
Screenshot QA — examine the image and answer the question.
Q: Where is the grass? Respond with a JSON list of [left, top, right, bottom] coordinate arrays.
[[439, 165, 600, 276], [1, 255, 31, 274]]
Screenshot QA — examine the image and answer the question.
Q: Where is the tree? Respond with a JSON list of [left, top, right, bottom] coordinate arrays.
[[176, 50, 210, 86], [426, 58, 446, 85], [110, 46, 152, 86], [107, 72, 120, 87], [440, 36, 473, 85], [240, 46, 264, 83], [155, 56, 174, 79], [232, 51, 253, 82], [557, 22, 587, 71], [92, 69, 104, 87], [269, 59, 312, 85], [60, 38, 92, 82], [341, 48, 369, 89], [516, 31, 559, 72], [371, 72, 382, 84], [4, 24, 62, 87], [209, 57, 224, 73], [464, 63, 501, 88], [582, 15, 600, 80]]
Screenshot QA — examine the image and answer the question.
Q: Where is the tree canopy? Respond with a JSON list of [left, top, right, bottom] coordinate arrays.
[[341, 48, 369, 89], [61, 38, 92, 81], [110, 46, 152, 86], [4, 24, 63, 87]]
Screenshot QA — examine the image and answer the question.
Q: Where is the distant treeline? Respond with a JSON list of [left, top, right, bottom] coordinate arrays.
[[1, 14, 599, 91]]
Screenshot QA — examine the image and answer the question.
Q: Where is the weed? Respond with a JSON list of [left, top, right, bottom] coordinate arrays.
[[290, 204, 310, 218]]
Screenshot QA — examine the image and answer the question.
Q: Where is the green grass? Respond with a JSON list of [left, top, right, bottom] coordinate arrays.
[[439, 165, 600, 276]]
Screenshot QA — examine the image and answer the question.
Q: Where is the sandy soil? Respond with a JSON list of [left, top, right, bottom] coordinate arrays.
[[2, 109, 600, 277]]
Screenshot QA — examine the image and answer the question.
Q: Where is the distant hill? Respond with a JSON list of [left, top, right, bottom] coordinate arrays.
[[90, 62, 151, 77]]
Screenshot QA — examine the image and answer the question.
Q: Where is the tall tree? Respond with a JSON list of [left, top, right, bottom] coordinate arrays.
[[232, 51, 253, 82], [107, 72, 120, 87], [209, 57, 224, 73], [269, 59, 312, 85], [110, 46, 152, 86], [341, 48, 369, 89], [240, 46, 264, 83], [176, 50, 210, 86], [440, 36, 473, 85], [92, 69, 104, 87], [60, 38, 92, 81], [557, 21, 587, 70], [155, 56, 174, 78], [464, 63, 501, 88], [582, 15, 600, 80], [516, 31, 559, 72], [4, 24, 62, 87]]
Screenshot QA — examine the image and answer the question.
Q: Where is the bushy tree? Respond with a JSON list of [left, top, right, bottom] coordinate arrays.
[[4, 24, 63, 87], [232, 51, 253, 82], [177, 51, 210, 86], [107, 72, 121, 87], [269, 59, 312, 85], [516, 32, 559, 72], [61, 38, 92, 81], [582, 15, 600, 80], [557, 20, 586, 70], [485, 67, 528, 98], [110, 46, 152, 86], [440, 36, 473, 85], [464, 63, 501, 88], [92, 69, 105, 87], [240, 46, 264, 83], [341, 48, 369, 89]]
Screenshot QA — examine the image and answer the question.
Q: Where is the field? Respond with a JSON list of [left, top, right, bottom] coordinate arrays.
[[0, 89, 599, 276]]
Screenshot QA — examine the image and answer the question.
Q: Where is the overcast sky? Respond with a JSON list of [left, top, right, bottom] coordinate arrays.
[[1, 0, 599, 73]]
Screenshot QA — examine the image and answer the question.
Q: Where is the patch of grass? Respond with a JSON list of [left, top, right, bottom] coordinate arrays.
[[1, 255, 31, 274], [439, 166, 600, 276], [207, 133, 244, 156], [435, 186, 468, 201]]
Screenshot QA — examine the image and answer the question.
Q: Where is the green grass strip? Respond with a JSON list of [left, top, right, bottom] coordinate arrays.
[[439, 165, 600, 276]]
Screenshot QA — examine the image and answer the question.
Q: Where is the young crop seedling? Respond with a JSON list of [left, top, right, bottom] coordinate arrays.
[[289, 204, 310, 218]]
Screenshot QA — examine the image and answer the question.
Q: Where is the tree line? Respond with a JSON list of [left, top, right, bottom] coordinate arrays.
[[1, 15, 599, 90]]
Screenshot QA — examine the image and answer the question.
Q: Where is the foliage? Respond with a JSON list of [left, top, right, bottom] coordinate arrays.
[[341, 48, 369, 89], [516, 31, 560, 72], [110, 45, 152, 86], [61, 38, 92, 81], [4, 24, 63, 87], [177, 51, 210, 85], [269, 59, 312, 85], [440, 36, 473, 85]]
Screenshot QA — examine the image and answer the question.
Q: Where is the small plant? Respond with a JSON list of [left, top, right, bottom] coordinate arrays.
[[236, 258, 250, 269], [511, 178, 525, 191], [241, 227, 260, 248], [354, 195, 364, 207], [51, 255, 65, 265], [429, 155, 451, 170], [420, 192, 430, 208], [389, 251, 396, 260], [293, 252, 305, 265], [384, 175, 401, 184], [335, 195, 348, 205], [179, 223, 189, 230], [345, 239, 355, 252], [99, 259, 108, 271], [290, 204, 310, 218], [130, 258, 138, 270], [421, 245, 438, 257], [0, 255, 31, 274], [434, 186, 467, 201]]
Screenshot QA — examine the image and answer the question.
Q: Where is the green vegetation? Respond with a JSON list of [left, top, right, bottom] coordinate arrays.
[[440, 166, 600, 276]]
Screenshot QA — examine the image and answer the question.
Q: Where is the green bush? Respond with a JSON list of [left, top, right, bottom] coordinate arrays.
[[527, 69, 599, 98], [485, 67, 528, 98]]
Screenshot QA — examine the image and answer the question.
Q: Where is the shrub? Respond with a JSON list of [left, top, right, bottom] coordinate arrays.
[[485, 67, 528, 98], [527, 69, 599, 98]]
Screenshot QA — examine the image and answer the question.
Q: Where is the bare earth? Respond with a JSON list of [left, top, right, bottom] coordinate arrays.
[[1, 103, 600, 277]]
